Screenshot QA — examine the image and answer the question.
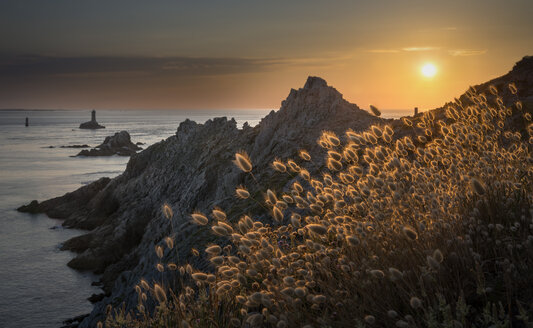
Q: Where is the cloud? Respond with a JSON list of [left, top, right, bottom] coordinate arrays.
[[365, 47, 439, 54], [365, 46, 486, 57], [401, 47, 440, 52], [0, 55, 280, 79], [0, 54, 343, 81], [448, 49, 487, 56], [441, 27, 457, 31], [366, 49, 400, 54]]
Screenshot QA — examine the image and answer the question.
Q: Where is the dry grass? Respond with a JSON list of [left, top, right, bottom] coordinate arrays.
[[106, 84, 533, 327]]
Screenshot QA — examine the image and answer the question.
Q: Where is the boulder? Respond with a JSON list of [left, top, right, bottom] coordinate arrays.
[[76, 131, 142, 157]]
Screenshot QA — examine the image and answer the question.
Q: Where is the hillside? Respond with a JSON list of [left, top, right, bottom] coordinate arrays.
[[19, 56, 533, 327]]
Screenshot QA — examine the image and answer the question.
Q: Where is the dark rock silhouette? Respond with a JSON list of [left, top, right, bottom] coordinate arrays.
[[76, 131, 141, 156], [61, 314, 89, 328], [46, 144, 91, 149], [61, 144, 90, 149], [17, 177, 112, 222], [79, 110, 105, 129]]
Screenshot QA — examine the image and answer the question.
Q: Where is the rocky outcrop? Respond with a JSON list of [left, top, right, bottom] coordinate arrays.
[[17, 57, 533, 327], [19, 76, 382, 326], [79, 121, 105, 129], [76, 131, 141, 156], [17, 177, 113, 226]]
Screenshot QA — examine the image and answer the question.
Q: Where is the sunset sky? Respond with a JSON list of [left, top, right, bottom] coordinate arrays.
[[1, 0, 532, 111]]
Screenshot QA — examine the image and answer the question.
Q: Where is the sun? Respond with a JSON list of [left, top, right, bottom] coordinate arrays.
[[421, 63, 438, 78]]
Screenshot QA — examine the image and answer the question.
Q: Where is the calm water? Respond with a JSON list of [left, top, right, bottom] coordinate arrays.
[[0, 108, 408, 328], [0, 109, 270, 328]]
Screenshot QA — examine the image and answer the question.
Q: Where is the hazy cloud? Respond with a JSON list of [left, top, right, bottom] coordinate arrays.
[[402, 47, 440, 52], [448, 49, 487, 56], [0, 55, 284, 79], [366, 47, 439, 54], [0, 54, 344, 81], [366, 49, 400, 54]]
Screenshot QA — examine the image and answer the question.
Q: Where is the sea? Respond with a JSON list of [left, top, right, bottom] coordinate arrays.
[[0, 108, 409, 328]]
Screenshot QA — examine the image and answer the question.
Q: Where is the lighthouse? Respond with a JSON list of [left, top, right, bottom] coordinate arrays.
[[79, 109, 105, 129]]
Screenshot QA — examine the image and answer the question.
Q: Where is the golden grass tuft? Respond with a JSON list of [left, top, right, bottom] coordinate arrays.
[[191, 212, 208, 225], [234, 151, 253, 173]]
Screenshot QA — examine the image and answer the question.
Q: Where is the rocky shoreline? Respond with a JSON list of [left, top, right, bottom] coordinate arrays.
[[18, 56, 533, 327]]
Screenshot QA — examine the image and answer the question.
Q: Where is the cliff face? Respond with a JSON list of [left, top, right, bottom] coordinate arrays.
[[20, 77, 382, 327], [18, 57, 533, 326]]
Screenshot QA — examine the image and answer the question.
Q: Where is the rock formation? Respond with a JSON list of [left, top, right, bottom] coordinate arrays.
[[17, 57, 533, 327], [79, 110, 105, 129], [20, 76, 383, 326], [76, 131, 141, 156]]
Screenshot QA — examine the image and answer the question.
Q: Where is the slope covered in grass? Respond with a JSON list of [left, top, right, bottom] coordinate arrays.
[[106, 62, 533, 327]]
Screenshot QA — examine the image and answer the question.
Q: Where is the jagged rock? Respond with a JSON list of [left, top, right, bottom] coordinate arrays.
[[16, 58, 533, 328], [77, 131, 141, 157], [87, 293, 105, 303], [18, 177, 112, 225], [17, 200, 40, 214], [20, 76, 383, 327], [61, 314, 89, 328]]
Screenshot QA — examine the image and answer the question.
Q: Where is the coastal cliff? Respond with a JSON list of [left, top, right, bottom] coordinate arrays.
[[19, 56, 533, 327], [21, 76, 383, 326]]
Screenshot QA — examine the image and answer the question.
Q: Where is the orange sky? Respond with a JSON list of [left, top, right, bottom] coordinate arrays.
[[0, 0, 531, 111]]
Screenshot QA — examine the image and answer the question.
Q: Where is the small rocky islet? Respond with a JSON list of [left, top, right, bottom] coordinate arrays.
[[18, 56, 533, 327], [79, 110, 105, 129], [75, 131, 142, 157]]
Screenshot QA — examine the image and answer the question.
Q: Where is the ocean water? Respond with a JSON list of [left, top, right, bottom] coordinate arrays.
[[0, 108, 409, 328], [0, 109, 270, 328]]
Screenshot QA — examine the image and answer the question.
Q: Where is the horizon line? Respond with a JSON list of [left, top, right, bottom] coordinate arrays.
[[0, 107, 418, 112]]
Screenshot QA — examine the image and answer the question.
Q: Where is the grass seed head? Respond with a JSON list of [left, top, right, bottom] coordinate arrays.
[[236, 186, 250, 199], [369, 105, 381, 117], [154, 284, 167, 303], [402, 226, 418, 240], [234, 151, 253, 173], [191, 212, 209, 225], [162, 203, 173, 219]]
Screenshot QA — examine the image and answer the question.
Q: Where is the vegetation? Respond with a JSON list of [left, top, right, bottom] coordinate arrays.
[[106, 83, 533, 327]]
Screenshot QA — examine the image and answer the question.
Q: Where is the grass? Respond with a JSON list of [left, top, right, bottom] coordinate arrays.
[[105, 83, 533, 327]]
